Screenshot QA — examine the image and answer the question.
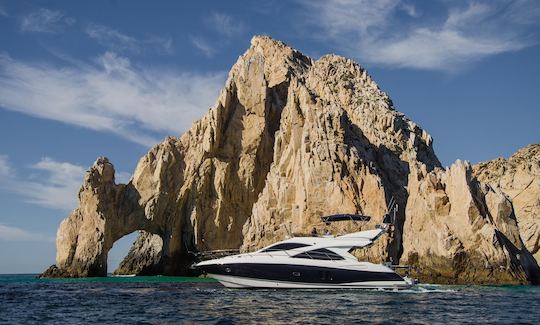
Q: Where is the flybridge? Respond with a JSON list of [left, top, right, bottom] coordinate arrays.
[[321, 214, 371, 224]]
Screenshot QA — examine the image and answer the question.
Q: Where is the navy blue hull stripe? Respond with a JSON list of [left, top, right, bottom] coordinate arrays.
[[199, 263, 403, 284]]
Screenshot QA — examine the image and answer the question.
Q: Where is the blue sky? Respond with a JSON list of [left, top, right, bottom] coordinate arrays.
[[0, 0, 539, 274]]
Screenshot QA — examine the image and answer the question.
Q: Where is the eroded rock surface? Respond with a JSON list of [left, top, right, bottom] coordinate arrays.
[[473, 144, 540, 262], [402, 160, 539, 284], [241, 53, 440, 264], [42, 157, 150, 277], [41, 36, 540, 284]]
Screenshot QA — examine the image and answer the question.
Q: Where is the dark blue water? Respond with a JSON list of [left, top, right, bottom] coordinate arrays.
[[1, 275, 539, 324]]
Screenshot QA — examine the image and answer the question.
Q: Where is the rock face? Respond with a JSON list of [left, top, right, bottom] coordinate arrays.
[[402, 160, 539, 284], [473, 144, 540, 263], [42, 157, 150, 277], [240, 51, 440, 264], [41, 36, 540, 284]]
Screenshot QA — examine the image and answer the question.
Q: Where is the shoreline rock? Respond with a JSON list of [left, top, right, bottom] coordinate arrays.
[[473, 144, 540, 264], [402, 160, 539, 284]]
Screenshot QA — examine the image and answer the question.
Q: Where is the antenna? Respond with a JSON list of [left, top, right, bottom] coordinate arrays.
[[382, 196, 397, 225], [282, 222, 293, 238], [387, 196, 396, 214]]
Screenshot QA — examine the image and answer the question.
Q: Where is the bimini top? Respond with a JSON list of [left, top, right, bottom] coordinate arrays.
[[321, 214, 371, 224]]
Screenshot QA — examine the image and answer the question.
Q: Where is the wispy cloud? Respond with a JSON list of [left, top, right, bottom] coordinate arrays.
[[20, 8, 74, 33], [0, 4, 7, 17], [0, 156, 130, 211], [0, 52, 225, 146], [206, 12, 245, 37], [1, 157, 85, 211], [399, 2, 419, 18], [300, 0, 540, 71], [192, 12, 245, 56], [85, 23, 173, 55], [0, 155, 9, 177], [190, 35, 216, 57], [0, 224, 54, 242]]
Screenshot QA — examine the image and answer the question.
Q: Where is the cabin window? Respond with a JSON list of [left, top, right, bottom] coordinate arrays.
[[292, 248, 344, 260], [261, 243, 311, 252]]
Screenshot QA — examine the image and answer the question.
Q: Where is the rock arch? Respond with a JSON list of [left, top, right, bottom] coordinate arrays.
[[41, 157, 169, 277], [112, 231, 163, 275]]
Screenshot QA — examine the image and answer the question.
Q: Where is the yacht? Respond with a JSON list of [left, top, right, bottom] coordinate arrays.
[[195, 205, 413, 289]]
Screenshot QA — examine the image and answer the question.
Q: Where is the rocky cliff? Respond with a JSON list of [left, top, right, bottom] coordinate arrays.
[[473, 144, 540, 263], [41, 36, 540, 284], [402, 160, 538, 284]]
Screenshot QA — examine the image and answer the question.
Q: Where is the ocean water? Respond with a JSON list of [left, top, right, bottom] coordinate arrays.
[[1, 275, 539, 324]]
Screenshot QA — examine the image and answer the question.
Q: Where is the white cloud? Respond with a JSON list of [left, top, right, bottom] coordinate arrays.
[[399, 2, 419, 18], [20, 8, 74, 33], [0, 155, 9, 177], [305, 0, 398, 36], [190, 36, 216, 57], [0, 52, 226, 146], [11, 157, 85, 211], [85, 23, 173, 55], [300, 0, 540, 71], [206, 12, 245, 37], [0, 156, 131, 211], [0, 224, 54, 242]]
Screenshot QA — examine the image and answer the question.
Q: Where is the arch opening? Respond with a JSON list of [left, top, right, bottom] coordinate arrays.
[[107, 230, 164, 276], [107, 232, 139, 275]]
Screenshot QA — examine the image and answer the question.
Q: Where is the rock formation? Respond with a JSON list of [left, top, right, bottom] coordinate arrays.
[[42, 157, 146, 277], [241, 52, 440, 265], [402, 160, 539, 284], [41, 36, 540, 284], [473, 144, 540, 263]]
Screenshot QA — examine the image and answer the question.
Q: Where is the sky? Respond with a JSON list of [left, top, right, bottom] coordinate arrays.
[[0, 0, 539, 274]]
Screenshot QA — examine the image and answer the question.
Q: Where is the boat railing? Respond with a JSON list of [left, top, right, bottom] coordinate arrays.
[[192, 247, 355, 262], [257, 248, 353, 261], [190, 249, 240, 261], [385, 263, 414, 274]]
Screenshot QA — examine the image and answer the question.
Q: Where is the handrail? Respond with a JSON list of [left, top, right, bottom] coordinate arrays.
[[260, 247, 349, 261], [191, 249, 240, 261], [193, 246, 360, 262]]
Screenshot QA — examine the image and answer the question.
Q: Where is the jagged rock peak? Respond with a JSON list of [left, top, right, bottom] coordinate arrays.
[[473, 144, 540, 263], [403, 158, 540, 284], [83, 156, 115, 186]]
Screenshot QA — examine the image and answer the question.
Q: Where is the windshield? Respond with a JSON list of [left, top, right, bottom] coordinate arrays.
[[292, 248, 344, 260], [261, 243, 311, 252]]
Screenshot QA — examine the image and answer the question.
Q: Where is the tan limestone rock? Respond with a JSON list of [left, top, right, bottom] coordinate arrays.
[[241, 52, 440, 264], [41, 36, 540, 284], [46, 157, 149, 277], [473, 144, 540, 262], [402, 160, 539, 284]]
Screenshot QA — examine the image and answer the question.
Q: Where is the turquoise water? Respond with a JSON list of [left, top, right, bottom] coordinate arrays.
[[1, 274, 539, 324]]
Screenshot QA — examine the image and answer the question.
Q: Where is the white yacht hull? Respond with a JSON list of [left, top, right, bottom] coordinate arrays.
[[210, 274, 411, 289], [195, 222, 413, 290]]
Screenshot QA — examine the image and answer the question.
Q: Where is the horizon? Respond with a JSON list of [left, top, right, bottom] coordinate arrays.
[[0, 0, 539, 274]]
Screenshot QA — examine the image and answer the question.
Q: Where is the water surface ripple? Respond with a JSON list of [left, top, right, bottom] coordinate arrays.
[[0, 275, 539, 324]]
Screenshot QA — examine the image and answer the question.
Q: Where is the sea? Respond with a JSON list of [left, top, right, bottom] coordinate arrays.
[[1, 274, 539, 324]]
